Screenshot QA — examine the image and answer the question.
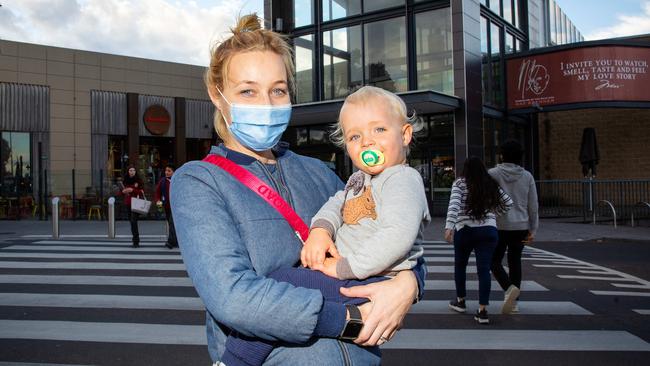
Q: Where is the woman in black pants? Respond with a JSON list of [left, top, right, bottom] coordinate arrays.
[[121, 166, 144, 247], [489, 141, 539, 314]]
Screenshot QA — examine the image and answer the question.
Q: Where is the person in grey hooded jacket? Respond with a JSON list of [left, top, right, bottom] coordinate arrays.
[[488, 140, 539, 314]]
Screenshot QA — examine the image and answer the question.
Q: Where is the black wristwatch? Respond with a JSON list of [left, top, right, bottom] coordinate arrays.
[[340, 304, 364, 340]]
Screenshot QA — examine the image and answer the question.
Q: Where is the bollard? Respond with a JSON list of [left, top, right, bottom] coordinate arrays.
[[108, 197, 116, 239], [51, 197, 60, 239]]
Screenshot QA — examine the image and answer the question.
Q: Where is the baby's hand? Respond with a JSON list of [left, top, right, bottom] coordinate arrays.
[[312, 257, 339, 278], [301, 228, 335, 268]]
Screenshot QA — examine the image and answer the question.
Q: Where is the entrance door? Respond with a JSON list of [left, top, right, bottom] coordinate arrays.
[[138, 137, 174, 197]]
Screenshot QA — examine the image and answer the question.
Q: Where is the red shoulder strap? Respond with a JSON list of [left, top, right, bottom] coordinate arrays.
[[202, 154, 309, 242]]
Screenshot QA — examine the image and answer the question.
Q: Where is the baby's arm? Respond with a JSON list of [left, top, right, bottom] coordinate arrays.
[[336, 169, 429, 280], [301, 188, 347, 268]]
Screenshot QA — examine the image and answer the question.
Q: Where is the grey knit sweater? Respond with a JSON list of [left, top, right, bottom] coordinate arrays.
[[488, 163, 539, 235], [311, 164, 430, 280]]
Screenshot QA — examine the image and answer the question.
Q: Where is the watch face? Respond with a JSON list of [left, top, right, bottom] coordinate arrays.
[[341, 320, 364, 339]]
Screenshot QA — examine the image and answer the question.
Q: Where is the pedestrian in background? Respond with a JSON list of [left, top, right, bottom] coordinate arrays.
[[489, 140, 539, 314], [445, 156, 512, 324], [121, 165, 144, 248], [155, 163, 177, 249]]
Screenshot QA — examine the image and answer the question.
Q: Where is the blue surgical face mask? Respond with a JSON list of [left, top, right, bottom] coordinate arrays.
[[217, 88, 292, 151]]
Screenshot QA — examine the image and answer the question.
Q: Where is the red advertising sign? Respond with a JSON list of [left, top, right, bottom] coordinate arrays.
[[143, 104, 171, 135], [507, 46, 650, 109]]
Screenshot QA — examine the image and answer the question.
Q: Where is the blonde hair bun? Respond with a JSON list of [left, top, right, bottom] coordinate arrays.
[[231, 13, 262, 35]]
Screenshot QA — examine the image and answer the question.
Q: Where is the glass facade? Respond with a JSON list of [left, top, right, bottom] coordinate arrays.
[[323, 26, 362, 100], [322, 0, 360, 22], [547, 0, 584, 45], [0, 132, 31, 197], [294, 0, 313, 27], [364, 0, 404, 13], [295, 34, 315, 103], [364, 17, 407, 92], [415, 8, 453, 94]]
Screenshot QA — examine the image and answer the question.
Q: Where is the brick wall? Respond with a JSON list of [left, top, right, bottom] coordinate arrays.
[[538, 108, 650, 180]]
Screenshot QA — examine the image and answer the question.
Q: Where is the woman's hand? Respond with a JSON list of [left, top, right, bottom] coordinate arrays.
[[340, 270, 418, 346], [444, 229, 454, 243], [122, 188, 133, 194]]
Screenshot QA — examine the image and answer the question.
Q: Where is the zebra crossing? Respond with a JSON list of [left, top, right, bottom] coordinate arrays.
[[0, 237, 649, 365]]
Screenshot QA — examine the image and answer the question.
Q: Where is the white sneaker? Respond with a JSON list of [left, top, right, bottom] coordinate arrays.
[[213, 362, 227, 366], [501, 285, 520, 314], [512, 301, 519, 313]]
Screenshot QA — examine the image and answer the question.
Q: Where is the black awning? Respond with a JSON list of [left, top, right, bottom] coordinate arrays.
[[291, 89, 461, 126]]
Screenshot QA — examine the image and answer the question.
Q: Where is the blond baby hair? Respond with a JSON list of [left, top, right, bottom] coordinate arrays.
[[330, 86, 422, 155], [204, 14, 295, 144]]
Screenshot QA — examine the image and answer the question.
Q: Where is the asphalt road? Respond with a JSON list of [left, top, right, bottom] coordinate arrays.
[[0, 236, 648, 365]]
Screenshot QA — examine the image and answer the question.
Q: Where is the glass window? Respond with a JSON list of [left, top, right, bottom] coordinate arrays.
[[480, 0, 487, 5], [322, 0, 360, 22], [309, 126, 330, 145], [490, 22, 501, 56], [0, 132, 31, 197], [364, 17, 408, 92], [481, 16, 489, 101], [322, 25, 362, 100], [514, 0, 520, 29], [489, 0, 501, 16], [516, 38, 525, 52], [415, 8, 453, 94], [294, 34, 315, 103], [549, 0, 556, 44], [503, 0, 512, 24], [505, 32, 515, 54], [364, 0, 403, 13], [294, 0, 313, 27]]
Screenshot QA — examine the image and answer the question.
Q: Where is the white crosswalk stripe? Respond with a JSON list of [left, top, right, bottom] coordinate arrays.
[[1, 236, 649, 365]]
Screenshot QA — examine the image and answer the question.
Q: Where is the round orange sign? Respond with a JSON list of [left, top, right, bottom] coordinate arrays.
[[143, 104, 171, 135]]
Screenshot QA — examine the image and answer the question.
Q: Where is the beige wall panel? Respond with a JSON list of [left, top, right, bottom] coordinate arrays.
[[75, 77, 101, 92], [50, 132, 75, 147], [148, 61, 171, 74], [75, 118, 91, 134], [74, 50, 100, 66], [75, 133, 92, 147], [0, 55, 18, 71], [49, 157, 75, 170], [75, 64, 100, 79], [0, 70, 18, 83], [51, 89, 75, 105], [148, 72, 171, 87], [127, 57, 149, 71], [101, 54, 127, 69], [18, 58, 46, 74], [125, 83, 150, 94], [17, 72, 47, 85], [101, 67, 126, 82], [190, 77, 206, 91], [147, 86, 172, 97], [75, 91, 91, 106], [18, 43, 46, 59], [47, 60, 74, 76], [0, 41, 19, 56], [125, 70, 148, 84], [47, 75, 74, 90], [75, 105, 91, 120], [51, 103, 75, 119], [100, 80, 126, 92], [169, 75, 190, 90], [47, 47, 74, 63], [50, 118, 75, 133]]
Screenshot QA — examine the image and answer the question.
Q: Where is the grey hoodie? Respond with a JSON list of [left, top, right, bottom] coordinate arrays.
[[488, 163, 539, 235]]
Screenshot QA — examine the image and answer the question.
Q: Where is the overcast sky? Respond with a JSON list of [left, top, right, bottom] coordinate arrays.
[[0, 1, 648, 66]]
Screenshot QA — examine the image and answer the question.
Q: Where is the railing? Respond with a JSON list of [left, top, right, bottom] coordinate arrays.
[[593, 200, 617, 228], [536, 179, 650, 224], [631, 201, 650, 227]]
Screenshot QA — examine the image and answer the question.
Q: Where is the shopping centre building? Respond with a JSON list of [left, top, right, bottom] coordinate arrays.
[[0, 0, 648, 219]]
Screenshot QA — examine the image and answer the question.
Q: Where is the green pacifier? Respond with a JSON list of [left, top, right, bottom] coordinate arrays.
[[360, 150, 385, 167]]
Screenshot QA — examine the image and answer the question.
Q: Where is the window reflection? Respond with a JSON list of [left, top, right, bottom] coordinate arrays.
[[1, 132, 32, 197], [364, 0, 403, 13], [323, 25, 362, 100], [294, 34, 315, 103], [365, 17, 407, 92], [322, 0, 360, 22], [294, 0, 313, 27], [415, 8, 453, 94]]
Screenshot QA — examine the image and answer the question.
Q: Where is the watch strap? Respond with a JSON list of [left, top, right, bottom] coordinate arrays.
[[346, 304, 361, 321]]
